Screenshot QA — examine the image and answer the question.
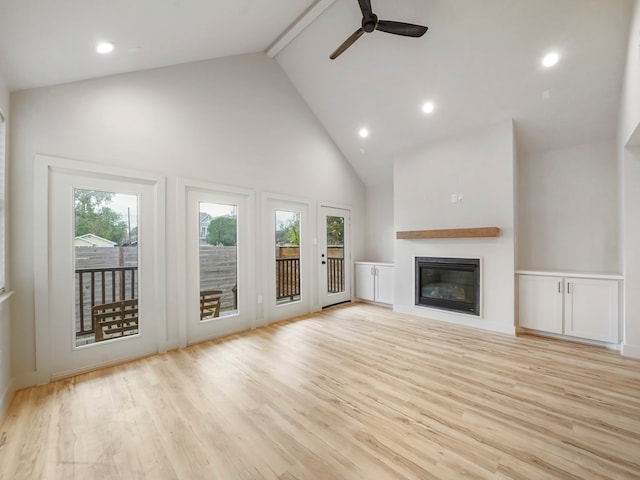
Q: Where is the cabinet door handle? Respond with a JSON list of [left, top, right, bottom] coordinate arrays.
[[567, 282, 570, 294], [558, 282, 561, 293]]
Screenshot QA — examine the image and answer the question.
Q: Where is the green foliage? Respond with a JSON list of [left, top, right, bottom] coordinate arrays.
[[283, 217, 300, 246], [326, 216, 344, 246], [206, 215, 237, 246], [74, 190, 128, 244]]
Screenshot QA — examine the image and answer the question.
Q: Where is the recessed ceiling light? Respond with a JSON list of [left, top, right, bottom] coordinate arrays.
[[359, 127, 369, 138], [542, 52, 559, 68], [96, 42, 114, 54], [422, 102, 435, 114]]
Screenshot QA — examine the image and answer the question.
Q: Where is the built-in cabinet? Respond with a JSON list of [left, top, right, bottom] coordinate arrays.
[[355, 262, 394, 305], [517, 271, 621, 343]]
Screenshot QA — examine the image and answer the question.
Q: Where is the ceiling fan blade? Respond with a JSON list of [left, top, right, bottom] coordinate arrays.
[[330, 28, 365, 60], [357, 0, 373, 17], [376, 20, 428, 37]]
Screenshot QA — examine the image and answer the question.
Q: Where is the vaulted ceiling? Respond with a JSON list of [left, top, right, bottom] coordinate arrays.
[[0, 0, 634, 185]]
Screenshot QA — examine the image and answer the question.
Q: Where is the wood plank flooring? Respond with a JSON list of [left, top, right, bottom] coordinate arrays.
[[1, 303, 639, 479]]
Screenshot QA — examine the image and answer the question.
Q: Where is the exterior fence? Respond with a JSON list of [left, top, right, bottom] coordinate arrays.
[[198, 245, 238, 311]]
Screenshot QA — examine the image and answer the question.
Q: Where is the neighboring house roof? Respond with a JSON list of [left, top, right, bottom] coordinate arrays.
[[74, 234, 117, 248], [199, 212, 213, 225]]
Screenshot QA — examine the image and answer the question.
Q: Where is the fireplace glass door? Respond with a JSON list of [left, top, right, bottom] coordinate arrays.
[[415, 257, 480, 315]]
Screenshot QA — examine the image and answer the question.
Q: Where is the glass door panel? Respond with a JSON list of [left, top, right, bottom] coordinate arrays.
[[199, 202, 238, 320], [74, 189, 139, 347], [275, 210, 301, 305], [326, 215, 345, 295]]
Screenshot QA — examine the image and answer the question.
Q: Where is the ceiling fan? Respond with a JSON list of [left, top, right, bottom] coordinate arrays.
[[330, 0, 428, 60]]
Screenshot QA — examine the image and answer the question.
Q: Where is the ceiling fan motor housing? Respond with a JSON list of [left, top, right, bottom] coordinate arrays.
[[362, 13, 378, 32]]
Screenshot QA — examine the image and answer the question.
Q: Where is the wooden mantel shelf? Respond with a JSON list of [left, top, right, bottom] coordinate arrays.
[[396, 227, 501, 240]]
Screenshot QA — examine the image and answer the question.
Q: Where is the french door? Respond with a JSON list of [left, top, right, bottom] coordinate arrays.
[[36, 156, 165, 381], [184, 187, 253, 344], [319, 206, 351, 307], [264, 197, 311, 322]]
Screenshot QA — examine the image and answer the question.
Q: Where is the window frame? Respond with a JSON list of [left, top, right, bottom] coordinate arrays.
[[0, 109, 6, 293]]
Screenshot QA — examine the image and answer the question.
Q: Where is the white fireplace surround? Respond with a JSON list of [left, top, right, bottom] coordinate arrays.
[[393, 121, 516, 336]]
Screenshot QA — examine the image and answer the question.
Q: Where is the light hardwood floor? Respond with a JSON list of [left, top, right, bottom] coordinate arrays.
[[1, 303, 639, 479]]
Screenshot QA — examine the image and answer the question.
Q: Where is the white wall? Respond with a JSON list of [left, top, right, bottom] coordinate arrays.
[[620, 0, 640, 358], [394, 121, 516, 334], [0, 69, 12, 418], [9, 53, 366, 386], [517, 141, 619, 273], [363, 182, 394, 263]]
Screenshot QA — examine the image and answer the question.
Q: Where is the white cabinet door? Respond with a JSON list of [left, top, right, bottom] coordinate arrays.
[[564, 278, 619, 343], [355, 263, 375, 302], [518, 275, 563, 334], [375, 265, 395, 305]]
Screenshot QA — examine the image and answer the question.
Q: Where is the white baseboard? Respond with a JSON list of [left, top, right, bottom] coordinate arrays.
[[519, 328, 621, 350], [358, 299, 393, 308], [622, 343, 640, 359]]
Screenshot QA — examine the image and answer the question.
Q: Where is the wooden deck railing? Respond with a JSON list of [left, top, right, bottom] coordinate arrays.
[[327, 257, 344, 293], [276, 257, 345, 300], [276, 258, 300, 301], [77, 258, 343, 335], [76, 266, 138, 336]]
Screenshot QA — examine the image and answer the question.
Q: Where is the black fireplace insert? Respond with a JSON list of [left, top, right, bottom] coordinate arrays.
[[415, 257, 480, 316]]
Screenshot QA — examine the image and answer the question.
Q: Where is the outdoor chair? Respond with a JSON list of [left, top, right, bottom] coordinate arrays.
[[200, 289, 223, 320], [92, 298, 139, 342]]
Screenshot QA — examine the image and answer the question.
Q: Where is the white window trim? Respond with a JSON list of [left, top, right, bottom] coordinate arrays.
[[0, 109, 6, 294], [34, 154, 167, 385]]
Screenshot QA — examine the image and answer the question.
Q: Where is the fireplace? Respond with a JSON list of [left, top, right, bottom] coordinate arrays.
[[415, 257, 480, 316]]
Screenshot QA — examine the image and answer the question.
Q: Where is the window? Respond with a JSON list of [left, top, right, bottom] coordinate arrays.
[[0, 110, 5, 293], [198, 201, 238, 319], [74, 189, 139, 346], [275, 209, 301, 304]]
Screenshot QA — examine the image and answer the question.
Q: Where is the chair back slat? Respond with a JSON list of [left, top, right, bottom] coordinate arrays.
[[200, 290, 223, 320], [92, 298, 139, 341]]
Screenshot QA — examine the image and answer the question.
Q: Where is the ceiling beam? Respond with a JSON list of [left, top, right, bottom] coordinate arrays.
[[266, 0, 336, 58]]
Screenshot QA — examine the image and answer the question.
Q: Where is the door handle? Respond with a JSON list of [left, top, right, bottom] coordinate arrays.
[[321, 261, 326, 265]]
